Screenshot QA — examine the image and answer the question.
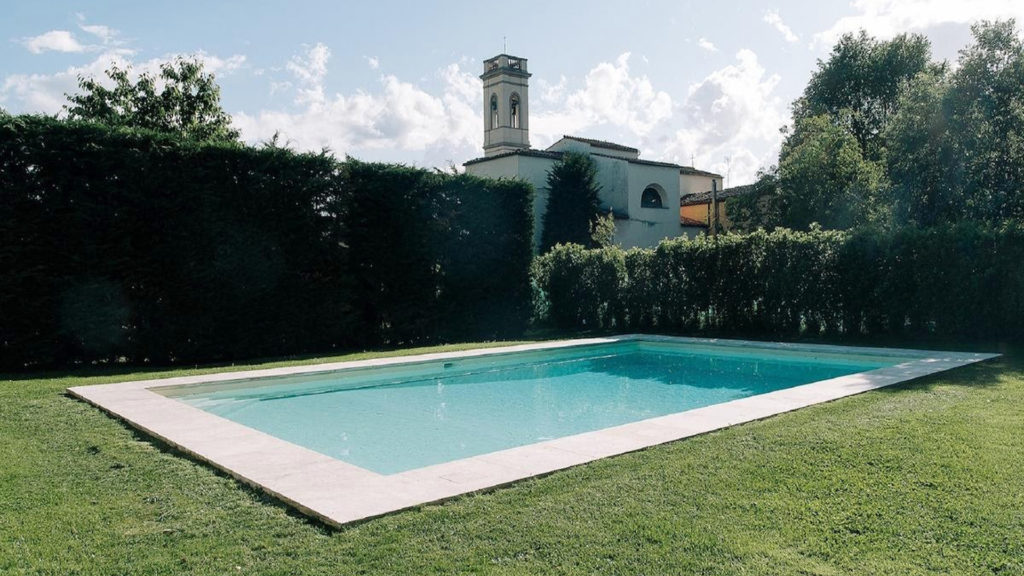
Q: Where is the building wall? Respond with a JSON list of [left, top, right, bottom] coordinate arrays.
[[679, 199, 734, 230], [679, 173, 722, 196], [467, 152, 696, 251], [620, 162, 683, 249], [591, 155, 629, 215]]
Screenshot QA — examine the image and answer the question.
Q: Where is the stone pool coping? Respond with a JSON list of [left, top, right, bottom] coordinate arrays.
[[68, 335, 998, 528]]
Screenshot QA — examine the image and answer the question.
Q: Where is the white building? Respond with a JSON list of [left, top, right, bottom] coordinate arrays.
[[464, 54, 723, 250]]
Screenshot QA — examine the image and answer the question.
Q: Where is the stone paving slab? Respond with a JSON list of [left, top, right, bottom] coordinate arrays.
[[68, 335, 998, 527]]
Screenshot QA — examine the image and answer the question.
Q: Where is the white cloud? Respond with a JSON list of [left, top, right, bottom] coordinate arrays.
[[366, 56, 380, 70], [697, 37, 719, 52], [233, 44, 481, 162], [74, 14, 126, 48], [0, 51, 246, 115], [763, 10, 800, 43], [190, 53, 247, 75], [22, 18, 128, 55], [536, 75, 568, 105], [22, 30, 87, 54], [814, 0, 1024, 48], [79, 24, 117, 45], [663, 49, 786, 185], [1, 51, 127, 112], [530, 53, 673, 146], [286, 43, 330, 107]]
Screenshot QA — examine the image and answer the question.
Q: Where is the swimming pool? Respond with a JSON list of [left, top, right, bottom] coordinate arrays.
[[165, 341, 901, 474], [69, 335, 996, 526]]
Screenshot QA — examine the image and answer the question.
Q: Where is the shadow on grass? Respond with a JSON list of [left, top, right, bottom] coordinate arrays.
[[872, 353, 1020, 395]]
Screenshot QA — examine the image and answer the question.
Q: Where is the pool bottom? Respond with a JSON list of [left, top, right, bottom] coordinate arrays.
[[68, 335, 997, 527]]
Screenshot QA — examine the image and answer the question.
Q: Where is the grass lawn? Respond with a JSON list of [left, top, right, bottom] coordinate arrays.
[[1, 340, 1023, 575]]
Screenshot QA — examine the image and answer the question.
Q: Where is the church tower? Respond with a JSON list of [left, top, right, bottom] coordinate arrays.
[[481, 54, 530, 157]]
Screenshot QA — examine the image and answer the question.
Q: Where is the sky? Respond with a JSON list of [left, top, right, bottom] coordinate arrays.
[[2, 1, 1023, 186]]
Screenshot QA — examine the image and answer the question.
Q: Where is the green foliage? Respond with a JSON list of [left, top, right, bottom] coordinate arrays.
[[65, 58, 239, 142], [884, 20, 1024, 226], [767, 115, 885, 230], [533, 226, 1024, 340], [742, 31, 921, 232], [589, 210, 616, 248], [795, 31, 934, 160], [0, 116, 534, 369], [948, 20, 1024, 222], [340, 160, 533, 346], [540, 152, 603, 252], [746, 21, 1024, 231], [532, 244, 626, 329], [725, 169, 779, 232], [883, 70, 961, 226]]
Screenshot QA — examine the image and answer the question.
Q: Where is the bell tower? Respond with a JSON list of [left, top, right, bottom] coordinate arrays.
[[481, 54, 531, 157]]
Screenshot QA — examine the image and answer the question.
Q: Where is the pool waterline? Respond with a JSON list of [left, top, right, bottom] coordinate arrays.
[[68, 335, 997, 527]]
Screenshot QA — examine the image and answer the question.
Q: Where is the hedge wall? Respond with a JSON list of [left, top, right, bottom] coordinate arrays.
[[0, 116, 533, 369], [533, 225, 1024, 340]]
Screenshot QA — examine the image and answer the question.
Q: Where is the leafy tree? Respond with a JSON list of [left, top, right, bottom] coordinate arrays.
[[948, 19, 1024, 222], [795, 31, 934, 160], [541, 151, 603, 251], [883, 70, 962, 226], [734, 20, 1024, 231], [758, 115, 884, 231], [885, 19, 1024, 225], [65, 58, 239, 142]]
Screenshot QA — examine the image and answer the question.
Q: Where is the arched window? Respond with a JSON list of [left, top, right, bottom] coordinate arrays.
[[641, 186, 664, 208], [510, 94, 520, 129], [490, 94, 499, 129]]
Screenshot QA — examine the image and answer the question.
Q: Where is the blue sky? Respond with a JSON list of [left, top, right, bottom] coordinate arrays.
[[2, 1, 1022, 185]]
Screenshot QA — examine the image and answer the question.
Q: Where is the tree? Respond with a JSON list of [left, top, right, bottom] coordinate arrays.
[[884, 19, 1024, 225], [727, 168, 782, 231], [65, 58, 239, 142], [884, 70, 962, 226], [947, 19, 1024, 222], [540, 151, 603, 252], [794, 31, 934, 160], [765, 115, 884, 230]]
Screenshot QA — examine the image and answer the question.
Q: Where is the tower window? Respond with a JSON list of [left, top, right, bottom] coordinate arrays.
[[510, 94, 520, 129], [641, 186, 664, 208], [490, 94, 499, 129]]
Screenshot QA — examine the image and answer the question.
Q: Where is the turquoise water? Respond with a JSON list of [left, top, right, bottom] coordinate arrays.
[[170, 342, 901, 474]]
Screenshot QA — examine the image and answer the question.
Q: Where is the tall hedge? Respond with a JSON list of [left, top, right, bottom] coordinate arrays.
[[340, 160, 533, 346], [0, 116, 533, 369], [533, 225, 1024, 340]]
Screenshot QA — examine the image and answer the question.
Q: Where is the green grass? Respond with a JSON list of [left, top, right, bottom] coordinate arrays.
[[2, 341, 1023, 575]]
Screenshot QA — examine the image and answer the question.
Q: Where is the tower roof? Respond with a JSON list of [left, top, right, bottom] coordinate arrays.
[[481, 54, 530, 80]]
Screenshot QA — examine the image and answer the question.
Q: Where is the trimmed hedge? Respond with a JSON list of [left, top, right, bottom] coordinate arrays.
[[533, 225, 1024, 340], [0, 116, 533, 369], [340, 159, 533, 347]]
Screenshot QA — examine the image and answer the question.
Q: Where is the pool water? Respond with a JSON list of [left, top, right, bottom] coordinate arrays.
[[167, 342, 902, 474]]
